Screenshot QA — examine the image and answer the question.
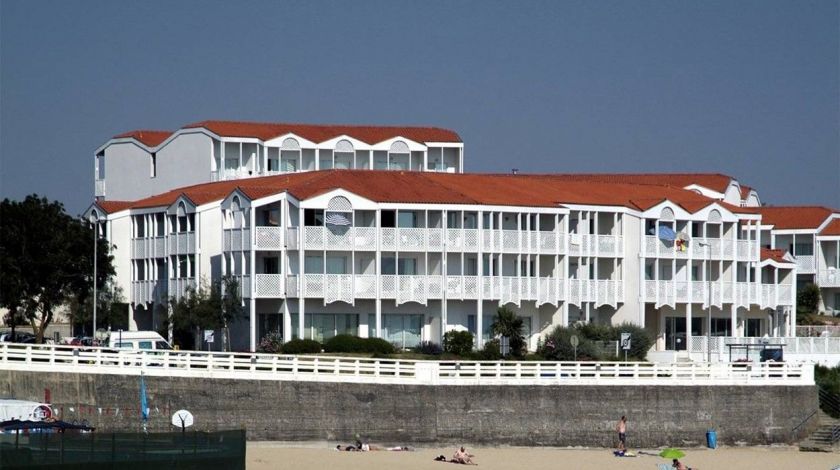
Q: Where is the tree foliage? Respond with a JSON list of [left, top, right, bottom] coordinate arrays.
[[797, 283, 821, 315], [0, 195, 115, 343], [168, 276, 244, 350], [442, 330, 474, 356], [67, 281, 128, 335], [489, 306, 526, 357]]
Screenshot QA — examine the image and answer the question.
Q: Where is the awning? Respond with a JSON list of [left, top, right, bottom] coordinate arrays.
[[325, 212, 351, 226]]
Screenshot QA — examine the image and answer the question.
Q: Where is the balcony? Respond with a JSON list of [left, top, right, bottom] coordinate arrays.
[[568, 234, 623, 257], [168, 278, 196, 300], [644, 236, 757, 261], [818, 269, 840, 288], [131, 236, 166, 259], [303, 226, 377, 251], [567, 279, 623, 308], [167, 232, 195, 255], [254, 273, 284, 298], [793, 255, 816, 273], [643, 281, 792, 308], [95, 179, 105, 198], [253, 226, 284, 250], [130, 279, 167, 305], [223, 228, 251, 251]]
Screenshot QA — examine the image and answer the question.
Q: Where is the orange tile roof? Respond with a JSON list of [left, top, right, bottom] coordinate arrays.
[[539, 173, 735, 193], [183, 120, 462, 144], [761, 248, 791, 264], [119, 170, 761, 216], [112, 130, 172, 147], [758, 206, 838, 230], [820, 218, 840, 236], [96, 200, 132, 214], [739, 185, 753, 199]]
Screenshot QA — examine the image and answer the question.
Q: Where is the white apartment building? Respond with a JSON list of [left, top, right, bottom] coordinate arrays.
[[87, 136, 797, 354], [758, 206, 840, 315], [94, 121, 464, 201]]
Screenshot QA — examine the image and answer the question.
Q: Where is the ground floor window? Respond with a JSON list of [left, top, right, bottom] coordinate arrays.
[[710, 318, 731, 337], [258, 313, 283, 343], [290, 313, 359, 342], [745, 318, 762, 337], [664, 317, 702, 351], [467, 314, 492, 342], [383, 314, 422, 349]]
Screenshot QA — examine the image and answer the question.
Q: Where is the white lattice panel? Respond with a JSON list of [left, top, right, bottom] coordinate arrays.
[[427, 276, 443, 298], [463, 229, 479, 251], [398, 228, 425, 250], [538, 232, 556, 253], [304, 227, 325, 249], [324, 274, 353, 305], [132, 239, 145, 259], [354, 227, 376, 250], [303, 274, 325, 298], [427, 229, 444, 251], [354, 275, 377, 298], [446, 277, 462, 298], [153, 237, 166, 257], [255, 274, 284, 297], [381, 229, 396, 251], [722, 239, 734, 257], [380, 275, 397, 298], [255, 227, 283, 250], [325, 227, 353, 250], [502, 231, 520, 253], [463, 276, 479, 299]]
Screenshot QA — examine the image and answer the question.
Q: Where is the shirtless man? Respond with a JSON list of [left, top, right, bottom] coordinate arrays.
[[616, 416, 627, 451], [452, 446, 477, 465]]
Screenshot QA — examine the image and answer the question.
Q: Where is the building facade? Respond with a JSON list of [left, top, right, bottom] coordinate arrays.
[[87, 122, 802, 354]]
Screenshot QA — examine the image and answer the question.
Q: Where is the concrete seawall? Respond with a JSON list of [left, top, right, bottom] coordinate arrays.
[[1, 370, 818, 447]]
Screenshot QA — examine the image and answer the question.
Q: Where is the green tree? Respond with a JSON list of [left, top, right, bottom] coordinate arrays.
[[797, 283, 821, 316], [68, 281, 129, 335], [442, 330, 474, 356], [490, 306, 526, 357], [168, 276, 244, 351], [0, 195, 114, 343]]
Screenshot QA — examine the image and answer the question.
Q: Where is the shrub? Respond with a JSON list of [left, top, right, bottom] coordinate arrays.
[[490, 306, 526, 357], [414, 341, 443, 355], [257, 333, 284, 354], [575, 322, 613, 342], [322, 335, 396, 355], [282, 338, 322, 354], [443, 330, 474, 356], [473, 339, 503, 361], [609, 323, 654, 361], [798, 283, 821, 314], [816, 365, 840, 418], [538, 325, 602, 361]]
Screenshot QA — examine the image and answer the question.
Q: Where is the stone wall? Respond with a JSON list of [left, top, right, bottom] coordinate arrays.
[[0, 370, 818, 447]]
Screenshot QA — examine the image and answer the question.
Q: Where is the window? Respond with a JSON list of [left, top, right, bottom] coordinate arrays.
[[397, 258, 416, 275], [138, 341, 153, 350], [383, 314, 422, 349], [381, 257, 396, 275], [381, 211, 396, 228], [258, 313, 283, 343], [178, 255, 188, 278], [305, 314, 359, 342], [334, 152, 353, 169], [710, 318, 731, 337], [263, 257, 279, 274], [793, 243, 814, 256], [150, 153, 157, 177], [97, 154, 105, 179], [326, 256, 347, 274], [305, 255, 324, 274], [746, 318, 762, 337], [263, 209, 280, 226], [467, 314, 491, 342], [397, 211, 416, 228], [304, 209, 324, 226], [834, 293, 840, 314], [281, 150, 299, 172]]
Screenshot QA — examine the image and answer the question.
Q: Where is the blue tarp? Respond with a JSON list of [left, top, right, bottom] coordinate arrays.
[[658, 226, 677, 241]]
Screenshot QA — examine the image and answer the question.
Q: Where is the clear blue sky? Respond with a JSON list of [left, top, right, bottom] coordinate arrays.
[[1, 0, 838, 215]]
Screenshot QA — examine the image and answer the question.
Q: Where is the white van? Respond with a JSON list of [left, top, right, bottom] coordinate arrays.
[[108, 331, 172, 351]]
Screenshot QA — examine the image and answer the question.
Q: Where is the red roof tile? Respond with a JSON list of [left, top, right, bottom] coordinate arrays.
[[96, 200, 132, 214], [758, 206, 838, 230], [761, 248, 791, 264], [112, 130, 172, 147], [739, 185, 753, 199], [121, 170, 760, 217], [182, 120, 462, 144], [539, 173, 736, 193], [820, 218, 840, 236]]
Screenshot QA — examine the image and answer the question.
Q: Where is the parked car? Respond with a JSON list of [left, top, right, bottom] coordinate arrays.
[[0, 332, 36, 344]]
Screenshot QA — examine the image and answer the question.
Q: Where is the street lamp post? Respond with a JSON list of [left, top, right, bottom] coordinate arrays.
[[89, 211, 99, 341]]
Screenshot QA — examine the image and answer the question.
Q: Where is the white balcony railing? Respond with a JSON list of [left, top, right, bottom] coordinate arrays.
[[690, 336, 840, 363], [645, 236, 758, 261], [130, 280, 167, 304], [254, 274, 284, 298], [223, 228, 251, 252], [0, 343, 814, 386], [95, 179, 105, 197], [168, 232, 196, 255], [130, 236, 166, 259], [644, 281, 791, 308], [818, 269, 840, 287], [168, 278, 196, 300], [793, 255, 815, 273], [253, 226, 284, 250]]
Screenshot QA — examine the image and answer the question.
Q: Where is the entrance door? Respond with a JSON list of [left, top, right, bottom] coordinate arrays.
[[665, 317, 687, 351]]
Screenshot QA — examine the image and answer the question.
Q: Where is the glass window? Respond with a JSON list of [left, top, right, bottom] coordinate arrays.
[[397, 211, 416, 228], [138, 341, 153, 350], [304, 255, 324, 274], [467, 314, 492, 342], [225, 158, 238, 170], [326, 256, 347, 274], [397, 258, 416, 275], [155, 341, 171, 350], [746, 318, 762, 337], [116, 342, 130, 349], [710, 318, 731, 337], [263, 257, 279, 274], [383, 314, 422, 349], [381, 257, 396, 275], [794, 243, 814, 256], [334, 152, 353, 169], [389, 153, 409, 170], [304, 209, 324, 226]]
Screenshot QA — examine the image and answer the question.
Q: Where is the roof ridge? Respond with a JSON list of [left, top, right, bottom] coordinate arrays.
[[182, 119, 456, 132]]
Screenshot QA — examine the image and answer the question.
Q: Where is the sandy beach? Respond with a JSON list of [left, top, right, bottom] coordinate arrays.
[[247, 442, 839, 470]]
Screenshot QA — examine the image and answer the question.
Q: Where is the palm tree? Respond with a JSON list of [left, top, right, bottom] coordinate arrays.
[[490, 306, 526, 356]]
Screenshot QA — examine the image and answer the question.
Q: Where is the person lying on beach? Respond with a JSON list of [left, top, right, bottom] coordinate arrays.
[[451, 446, 477, 465], [672, 458, 694, 470]]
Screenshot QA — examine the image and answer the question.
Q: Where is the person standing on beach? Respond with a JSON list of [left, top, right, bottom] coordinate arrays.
[[616, 416, 627, 451]]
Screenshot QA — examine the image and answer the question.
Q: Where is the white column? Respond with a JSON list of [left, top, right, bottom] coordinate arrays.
[[375, 209, 382, 338], [298, 206, 305, 339]]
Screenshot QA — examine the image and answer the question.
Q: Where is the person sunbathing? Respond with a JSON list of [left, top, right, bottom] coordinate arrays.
[[451, 446, 477, 465]]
